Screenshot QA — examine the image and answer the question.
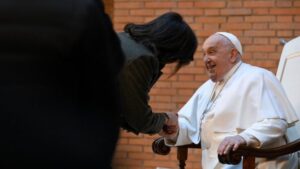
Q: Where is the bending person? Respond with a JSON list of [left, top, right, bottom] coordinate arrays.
[[118, 12, 198, 135]]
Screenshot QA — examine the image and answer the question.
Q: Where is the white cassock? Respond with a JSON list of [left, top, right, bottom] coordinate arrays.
[[166, 62, 299, 169]]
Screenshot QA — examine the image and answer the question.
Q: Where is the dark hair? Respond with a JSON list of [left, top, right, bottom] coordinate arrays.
[[124, 12, 198, 76]]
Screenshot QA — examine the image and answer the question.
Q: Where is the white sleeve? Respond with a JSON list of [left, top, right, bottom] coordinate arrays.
[[239, 118, 288, 148]]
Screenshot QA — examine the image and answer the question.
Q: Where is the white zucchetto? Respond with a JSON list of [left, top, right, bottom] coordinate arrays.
[[215, 32, 243, 55]]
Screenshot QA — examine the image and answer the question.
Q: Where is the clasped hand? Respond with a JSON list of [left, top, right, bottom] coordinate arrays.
[[159, 112, 178, 139]]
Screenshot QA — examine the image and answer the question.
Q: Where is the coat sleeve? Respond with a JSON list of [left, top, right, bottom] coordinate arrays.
[[165, 82, 212, 146], [120, 55, 167, 134]]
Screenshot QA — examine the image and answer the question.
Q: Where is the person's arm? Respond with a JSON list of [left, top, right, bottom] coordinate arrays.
[[120, 55, 167, 134], [239, 118, 287, 147], [218, 118, 287, 155]]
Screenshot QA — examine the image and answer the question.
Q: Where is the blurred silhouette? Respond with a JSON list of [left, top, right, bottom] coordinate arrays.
[[0, 0, 124, 168]]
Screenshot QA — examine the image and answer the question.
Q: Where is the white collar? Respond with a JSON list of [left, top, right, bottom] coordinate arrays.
[[218, 61, 242, 84]]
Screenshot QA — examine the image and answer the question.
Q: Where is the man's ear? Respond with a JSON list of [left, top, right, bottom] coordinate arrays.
[[230, 48, 239, 63]]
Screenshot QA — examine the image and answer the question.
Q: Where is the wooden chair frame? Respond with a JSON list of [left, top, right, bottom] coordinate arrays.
[[152, 137, 300, 169]]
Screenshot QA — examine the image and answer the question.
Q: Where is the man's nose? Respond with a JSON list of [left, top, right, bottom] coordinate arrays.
[[203, 56, 210, 63]]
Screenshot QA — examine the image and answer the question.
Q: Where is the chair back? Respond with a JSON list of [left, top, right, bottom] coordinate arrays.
[[276, 36, 300, 142]]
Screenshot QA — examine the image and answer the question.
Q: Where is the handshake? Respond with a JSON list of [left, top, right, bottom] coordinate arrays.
[[159, 112, 179, 139]]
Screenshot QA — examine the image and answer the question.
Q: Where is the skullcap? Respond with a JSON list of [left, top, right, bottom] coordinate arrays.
[[215, 32, 243, 55]]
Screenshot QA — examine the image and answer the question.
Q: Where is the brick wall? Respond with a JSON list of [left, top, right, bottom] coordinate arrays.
[[106, 0, 300, 169], [103, 0, 113, 19]]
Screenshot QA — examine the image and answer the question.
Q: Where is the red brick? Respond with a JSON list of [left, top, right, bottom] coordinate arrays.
[[186, 24, 199, 33], [130, 9, 154, 16], [240, 37, 253, 45], [245, 16, 276, 22], [295, 30, 300, 35], [196, 30, 218, 37], [221, 8, 252, 15], [150, 102, 176, 110], [113, 158, 143, 167], [172, 82, 201, 89], [195, 1, 226, 8], [117, 138, 129, 145], [178, 2, 194, 8], [116, 144, 143, 152], [178, 75, 194, 81], [204, 9, 220, 16], [221, 23, 252, 30], [151, 95, 171, 102], [277, 16, 293, 22], [128, 138, 153, 145], [172, 96, 192, 102], [244, 1, 274, 8], [270, 8, 300, 15], [184, 16, 196, 23], [196, 16, 226, 23], [252, 52, 269, 60], [114, 16, 144, 23], [153, 154, 171, 160], [245, 45, 276, 52], [153, 81, 171, 88], [254, 38, 269, 45], [253, 8, 270, 15], [253, 60, 278, 69], [252, 23, 268, 29], [154, 9, 172, 16], [114, 9, 129, 16], [271, 23, 300, 29], [150, 88, 177, 96], [295, 1, 300, 7], [178, 89, 195, 96], [204, 23, 219, 31], [276, 1, 292, 7], [270, 37, 282, 45], [228, 1, 242, 8], [128, 152, 154, 160], [228, 16, 243, 23], [277, 30, 293, 37], [144, 160, 177, 168], [175, 9, 204, 16], [245, 30, 276, 37], [115, 2, 143, 9], [145, 2, 177, 8]]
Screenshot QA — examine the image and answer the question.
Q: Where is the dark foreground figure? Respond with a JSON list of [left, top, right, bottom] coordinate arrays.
[[0, 0, 124, 168]]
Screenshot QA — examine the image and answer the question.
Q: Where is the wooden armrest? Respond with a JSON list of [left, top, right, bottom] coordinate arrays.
[[152, 137, 201, 155], [152, 137, 201, 169], [218, 138, 300, 165]]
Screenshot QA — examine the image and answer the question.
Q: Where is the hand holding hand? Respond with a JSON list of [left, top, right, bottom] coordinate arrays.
[[217, 135, 246, 155], [159, 112, 178, 138]]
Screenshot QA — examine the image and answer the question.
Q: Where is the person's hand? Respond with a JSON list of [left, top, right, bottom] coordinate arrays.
[[217, 135, 246, 155], [159, 112, 178, 138]]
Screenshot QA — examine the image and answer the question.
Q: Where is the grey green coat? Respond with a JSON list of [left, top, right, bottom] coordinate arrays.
[[118, 32, 167, 134]]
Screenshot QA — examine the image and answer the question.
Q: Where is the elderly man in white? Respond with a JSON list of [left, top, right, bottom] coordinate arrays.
[[163, 32, 299, 169]]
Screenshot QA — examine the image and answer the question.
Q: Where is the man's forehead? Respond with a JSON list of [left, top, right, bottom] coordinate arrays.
[[202, 35, 223, 50]]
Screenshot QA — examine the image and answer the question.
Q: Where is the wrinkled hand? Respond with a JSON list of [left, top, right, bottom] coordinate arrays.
[[159, 112, 178, 138], [217, 135, 246, 155]]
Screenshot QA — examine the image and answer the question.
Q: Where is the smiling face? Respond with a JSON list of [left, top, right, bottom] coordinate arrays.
[[202, 34, 239, 82]]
